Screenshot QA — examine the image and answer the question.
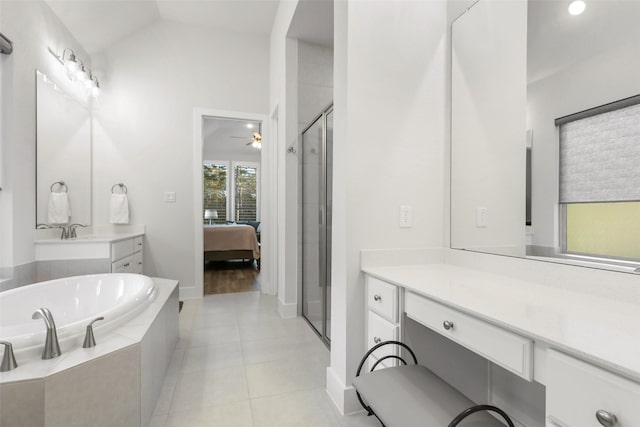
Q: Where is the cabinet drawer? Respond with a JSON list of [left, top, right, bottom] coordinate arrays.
[[546, 350, 640, 427], [134, 236, 144, 252], [367, 310, 398, 362], [367, 276, 398, 322], [112, 253, 137, 273], [132, 251, 143, 274], [405, 291, 533, 380], [111, 238, 134, 262]]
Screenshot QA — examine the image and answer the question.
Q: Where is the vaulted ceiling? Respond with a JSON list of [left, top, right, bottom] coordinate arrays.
[[44, 0, 280, 54]]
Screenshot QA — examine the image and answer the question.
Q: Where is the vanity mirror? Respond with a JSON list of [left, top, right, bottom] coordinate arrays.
[[451, 0, 640, 271], [36, 70, 92, 226]]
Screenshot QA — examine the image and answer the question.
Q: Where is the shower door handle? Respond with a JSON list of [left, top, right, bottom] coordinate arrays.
[[319, 206, 325, 226]]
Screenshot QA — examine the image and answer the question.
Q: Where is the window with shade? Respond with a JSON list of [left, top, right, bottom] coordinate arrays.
[[233, 164, 258, 222], [558, 97, 640, 260], [203, 161, 259, 223], [203, 163, 228, 223]]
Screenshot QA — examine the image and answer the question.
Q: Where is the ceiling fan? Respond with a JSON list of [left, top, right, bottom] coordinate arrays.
[[230, 131, 262, 149]]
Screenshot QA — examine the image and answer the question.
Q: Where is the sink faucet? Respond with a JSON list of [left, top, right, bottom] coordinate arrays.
[[32, 308, 62, 359], [69, 223, 87, 239]]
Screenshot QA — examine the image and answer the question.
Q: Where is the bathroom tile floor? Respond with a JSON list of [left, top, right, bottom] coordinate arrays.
[[149, 292, 379, 427]]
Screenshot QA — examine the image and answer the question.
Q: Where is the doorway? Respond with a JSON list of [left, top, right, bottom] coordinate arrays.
[[192, 109, 271, 299], [301, 105, 333, 344], [202, 117, 262, 295]]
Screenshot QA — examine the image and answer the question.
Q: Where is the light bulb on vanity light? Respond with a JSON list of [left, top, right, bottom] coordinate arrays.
[[63, 50, 79, 75], [76, 65, 89, 83], [91, 81, 101, 98], [84, 73, 95, 89], [568, 0, 586, 15]]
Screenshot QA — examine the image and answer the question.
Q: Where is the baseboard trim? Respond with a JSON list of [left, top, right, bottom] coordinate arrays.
[[277, 299, 297, 318], [178, 285, 201, 300], [326, 366, 362, 415]]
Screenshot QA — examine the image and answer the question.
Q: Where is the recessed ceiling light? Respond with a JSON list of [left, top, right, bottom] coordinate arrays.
[[568, 0, 586, 16], [246, 123, 254, 129]]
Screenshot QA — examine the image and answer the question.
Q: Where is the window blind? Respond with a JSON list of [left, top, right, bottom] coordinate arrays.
[[558, 101, 640, 203]]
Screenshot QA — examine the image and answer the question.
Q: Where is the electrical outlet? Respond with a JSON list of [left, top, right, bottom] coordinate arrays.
[[400, 205, 412, 228], [476, 207, 488, 227], [164, 192, 176, 202]]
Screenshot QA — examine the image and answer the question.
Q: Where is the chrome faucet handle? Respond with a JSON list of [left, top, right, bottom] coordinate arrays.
[[69, 223, 87, 239], [54, 226, 69, 240], [0, 341, 18, 372], [83, 317, 105, 348], [32, 308, 62, 359]]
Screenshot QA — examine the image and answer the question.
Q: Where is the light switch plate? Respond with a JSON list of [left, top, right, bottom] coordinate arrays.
[[400, 205, 412, 228], [476, 207, 488, 227], [164, 192, 176, 202]]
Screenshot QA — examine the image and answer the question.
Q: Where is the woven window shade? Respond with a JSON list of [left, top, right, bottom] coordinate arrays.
[[559, 102, 640, 203]]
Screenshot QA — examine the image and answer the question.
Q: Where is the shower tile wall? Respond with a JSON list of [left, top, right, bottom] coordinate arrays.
[[297, 40, 334, 317]]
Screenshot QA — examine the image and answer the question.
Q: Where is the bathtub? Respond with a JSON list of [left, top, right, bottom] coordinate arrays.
[[0, 273, 156, 355]]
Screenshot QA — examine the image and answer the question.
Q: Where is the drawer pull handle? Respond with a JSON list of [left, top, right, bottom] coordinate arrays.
[[138, 262, 142, 265], [138, 243, 142, 246], [373, 294, 381, 302], [124, 263, 130, 267], [443, 320, 454, 330], [373, 337, 382, 344], [596, 410, 617, 427]]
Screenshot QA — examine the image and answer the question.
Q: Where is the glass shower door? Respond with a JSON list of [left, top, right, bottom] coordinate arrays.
[[301, 105, 333, 345]]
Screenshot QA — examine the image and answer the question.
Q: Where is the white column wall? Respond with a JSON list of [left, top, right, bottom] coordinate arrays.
[[327, 0, 448, 413]]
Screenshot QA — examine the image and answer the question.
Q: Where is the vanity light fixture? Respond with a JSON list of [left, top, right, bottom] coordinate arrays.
[[50, 47, 102, 98], [568, 0, 586, 15]]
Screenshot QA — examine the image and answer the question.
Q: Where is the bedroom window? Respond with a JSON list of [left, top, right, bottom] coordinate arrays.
[[203, 162, 228, 223], [233, 163, 259, 222], [558, 97, 640, 261], [203, 161, 259, 223]]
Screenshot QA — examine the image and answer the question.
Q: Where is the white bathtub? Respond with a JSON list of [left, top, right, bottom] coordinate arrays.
[[0, 273, 156, 354]]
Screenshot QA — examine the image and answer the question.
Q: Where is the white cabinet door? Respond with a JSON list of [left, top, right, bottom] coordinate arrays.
[[546, 350, 640, 427]]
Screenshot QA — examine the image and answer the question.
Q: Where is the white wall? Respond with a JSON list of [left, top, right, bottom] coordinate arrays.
[[203, 141, 261, 163], [528, 39, 640, 250], [270, 0, 299, 317], [298, 40, 333, 131], [91, 20, 269, 296], [0, 0, 90, 272], [328, 0, 447, 413]]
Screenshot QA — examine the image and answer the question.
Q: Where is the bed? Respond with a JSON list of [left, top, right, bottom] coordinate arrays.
[[203, 224, 260, 265]]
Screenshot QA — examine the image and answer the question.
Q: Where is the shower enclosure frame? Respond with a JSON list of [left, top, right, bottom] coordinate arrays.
[[300, 103, 333, 347]]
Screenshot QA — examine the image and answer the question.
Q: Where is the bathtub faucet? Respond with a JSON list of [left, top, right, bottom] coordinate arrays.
[[32, 308, 62, 359]]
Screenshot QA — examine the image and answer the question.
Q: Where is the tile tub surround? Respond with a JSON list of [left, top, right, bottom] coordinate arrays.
[[0, 278, 178, 427], [149, 292, 380, 427]]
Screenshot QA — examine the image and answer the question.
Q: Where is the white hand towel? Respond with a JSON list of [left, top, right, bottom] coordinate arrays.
[[48, 192, 71, 224], [110, 193, 130, 224]]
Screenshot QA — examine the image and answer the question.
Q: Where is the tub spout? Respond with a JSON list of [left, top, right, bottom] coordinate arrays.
[[32, 308, 62, 359]]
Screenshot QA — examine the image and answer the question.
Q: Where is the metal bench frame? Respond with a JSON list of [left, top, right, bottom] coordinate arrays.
[[354, 340, 516, 427]]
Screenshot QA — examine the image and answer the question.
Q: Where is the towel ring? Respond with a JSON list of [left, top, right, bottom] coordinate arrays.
[[111, 183, 128, 194], [50, 181, 68, 193]]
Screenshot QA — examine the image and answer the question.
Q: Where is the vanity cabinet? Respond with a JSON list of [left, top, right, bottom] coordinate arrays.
[[546, 350, 640, 427], [365, 276, 401, 369], [362, 266, 640, 427], [111, 236, 144, 274]]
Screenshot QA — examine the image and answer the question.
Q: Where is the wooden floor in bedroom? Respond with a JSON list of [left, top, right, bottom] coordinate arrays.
[[204, 260, 260, 295]]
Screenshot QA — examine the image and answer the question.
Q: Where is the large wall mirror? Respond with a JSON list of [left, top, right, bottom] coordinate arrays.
[[451, 0, 640, 272], [36, 70, 92, 226]]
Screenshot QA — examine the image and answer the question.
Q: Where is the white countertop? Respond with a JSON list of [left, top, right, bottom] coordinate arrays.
[[34, 232, 144, 244], [363, 263, 640, 383]]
